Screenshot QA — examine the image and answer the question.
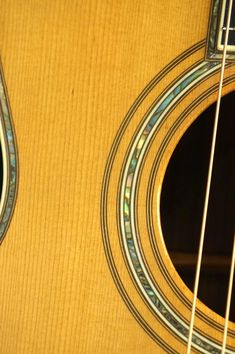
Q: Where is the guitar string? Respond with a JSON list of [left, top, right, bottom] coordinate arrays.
[[186, 0, 234, 352], [222, 233, 235, 354]]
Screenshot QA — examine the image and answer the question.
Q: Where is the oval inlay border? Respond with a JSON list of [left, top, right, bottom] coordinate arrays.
[[0, 64, 18, 243]]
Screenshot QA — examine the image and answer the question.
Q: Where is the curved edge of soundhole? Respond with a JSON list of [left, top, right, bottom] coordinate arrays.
[[160, 90, 235, 322]]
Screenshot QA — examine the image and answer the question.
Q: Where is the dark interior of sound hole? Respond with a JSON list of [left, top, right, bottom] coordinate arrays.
[[160, 91, 235, 321]]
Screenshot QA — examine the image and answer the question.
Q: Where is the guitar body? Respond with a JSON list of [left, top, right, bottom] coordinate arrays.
[[0, 0, 234, 353]]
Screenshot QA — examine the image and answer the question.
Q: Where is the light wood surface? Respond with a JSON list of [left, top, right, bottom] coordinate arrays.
[[0, 1, 234, 353]]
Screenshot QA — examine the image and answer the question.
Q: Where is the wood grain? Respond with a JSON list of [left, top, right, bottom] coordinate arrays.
[[0, 1, 233, 353]]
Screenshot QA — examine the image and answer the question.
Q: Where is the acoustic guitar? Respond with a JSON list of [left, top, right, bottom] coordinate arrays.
[[0, 0, 234, 353]]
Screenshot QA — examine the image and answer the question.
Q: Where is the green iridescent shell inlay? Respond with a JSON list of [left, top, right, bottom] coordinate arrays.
[[120, 60, 234, 353], [0, 66, 18, 242], [207, 0, 220, 59], [206, 0, 235, 61]]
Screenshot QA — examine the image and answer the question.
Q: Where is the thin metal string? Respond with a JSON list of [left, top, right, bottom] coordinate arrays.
[[222, 234, 235, 354], [186, 0, 234, 352]]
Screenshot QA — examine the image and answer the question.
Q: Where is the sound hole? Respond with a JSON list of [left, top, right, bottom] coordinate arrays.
[[160, 91, 235, 320]]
